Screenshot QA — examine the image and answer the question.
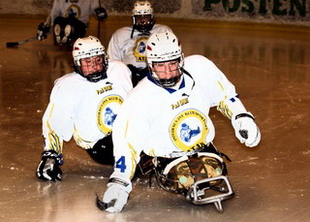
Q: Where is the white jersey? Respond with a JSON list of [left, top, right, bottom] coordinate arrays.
[[107, 24, 172, 69], [110, 55, 247, 182], [42, 60, 132, 154], [49, 0, 99, 25]]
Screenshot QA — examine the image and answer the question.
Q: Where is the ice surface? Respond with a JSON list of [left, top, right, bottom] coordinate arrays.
[[0, 16, 309, 222]]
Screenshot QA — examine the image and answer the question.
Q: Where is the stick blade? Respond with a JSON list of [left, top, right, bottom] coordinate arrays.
[[6, 42, 19, 47]]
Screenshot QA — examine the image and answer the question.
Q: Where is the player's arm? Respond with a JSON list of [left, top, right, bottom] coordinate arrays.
[[37, 103, 65, 182], [37, 0, 61, 40], [205, 58, 261, 147], [101, 99, 142, 213], [217, 90, 261, 147], [37, 14, 51, 41], [107, 31, 124, 61], [158, 24, 173, 33], [102, 145, 137, 213], [37, 79, 75, 181], [112, 60, 133, 91]]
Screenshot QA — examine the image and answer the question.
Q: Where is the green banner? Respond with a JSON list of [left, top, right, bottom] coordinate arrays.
[[204, 0, 307, 17]]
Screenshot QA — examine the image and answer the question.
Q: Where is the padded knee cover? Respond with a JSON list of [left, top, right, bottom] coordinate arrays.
[[87, 135, 114, 165]]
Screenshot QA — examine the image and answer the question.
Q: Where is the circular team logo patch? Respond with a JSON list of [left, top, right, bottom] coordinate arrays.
[[66, 4, 81, 18], [133, 37, 149, 62], [170, 109, 208, 152], [97, 95, 123, 134]]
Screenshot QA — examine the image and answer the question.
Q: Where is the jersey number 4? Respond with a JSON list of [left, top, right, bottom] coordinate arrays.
[[115, 156, 126, 173]]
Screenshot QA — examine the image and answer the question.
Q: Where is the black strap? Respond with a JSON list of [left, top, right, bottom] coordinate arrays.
[[200, 143, 232, 162], [108, 177, 130, 187], [235, 113, 255, 121], [182, 68, 195, 90]]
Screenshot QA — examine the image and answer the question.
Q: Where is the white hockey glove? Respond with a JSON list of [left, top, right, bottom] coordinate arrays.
[[36, 150, 63, 181], [232, 112, 261, 147], [101, 178, 132, 213]]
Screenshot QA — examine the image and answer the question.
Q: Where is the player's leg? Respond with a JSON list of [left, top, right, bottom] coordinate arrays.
[[127, 65, 150, 87], [86, 134, 114, 165], [64, 16, 87, 46], [53, 16, 66, 45]]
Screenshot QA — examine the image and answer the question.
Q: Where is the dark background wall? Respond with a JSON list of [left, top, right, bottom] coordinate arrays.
[[0, 0, 309, 25]]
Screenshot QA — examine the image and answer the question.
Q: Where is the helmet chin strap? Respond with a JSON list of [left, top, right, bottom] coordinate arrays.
[[73, 65, 107, 82], [151, 67, 195, 90], [131, 16, 155, 38], [168, 76, 183, 89], [131, 25, 153, 38], [182, 68, 196, 90], [155, 75, 182, 88], [85, 71, 107, 82]]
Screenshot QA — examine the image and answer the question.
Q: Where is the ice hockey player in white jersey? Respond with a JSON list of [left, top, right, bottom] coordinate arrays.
[[37, 0, 107, 47], [36, 36, 132, 181], [99, 31, 261, 213], [107, 0, 172, 86]]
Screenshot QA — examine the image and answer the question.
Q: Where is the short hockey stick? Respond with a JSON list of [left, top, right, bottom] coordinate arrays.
[[6, 36, 37, 48]]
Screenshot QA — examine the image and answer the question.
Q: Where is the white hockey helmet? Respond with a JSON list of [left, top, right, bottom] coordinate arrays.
[[133, 0, 153, 15], [72, 36, 108, 82], [132, 1, 155, 33], [146, 31, 184, 87]]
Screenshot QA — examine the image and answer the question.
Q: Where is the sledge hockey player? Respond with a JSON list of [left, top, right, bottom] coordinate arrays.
[[37, 0, 107, 47], [36, 36, 132, 181], [107, 0, 172, 86], [99, 31, 261, 213]]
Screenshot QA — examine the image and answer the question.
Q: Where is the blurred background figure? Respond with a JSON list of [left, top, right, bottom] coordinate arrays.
[[36, 0, 108, 48], [107, 0, 172, 86]]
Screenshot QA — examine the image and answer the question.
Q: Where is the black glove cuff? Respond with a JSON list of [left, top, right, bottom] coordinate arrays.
[[41, 150, 63, 165], [235, 113, 255, 121], [94, 7, 108, 20], [38, 23, 50, 31], [108, 177, 129, 187]]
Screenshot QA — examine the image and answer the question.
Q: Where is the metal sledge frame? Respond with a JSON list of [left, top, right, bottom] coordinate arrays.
[[186, 175, 234, 213]]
